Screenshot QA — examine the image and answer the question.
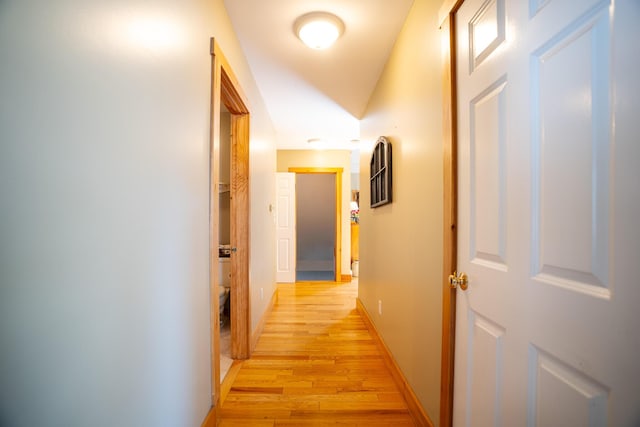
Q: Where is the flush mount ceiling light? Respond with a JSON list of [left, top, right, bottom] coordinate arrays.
[[294, 12, 345, 50]]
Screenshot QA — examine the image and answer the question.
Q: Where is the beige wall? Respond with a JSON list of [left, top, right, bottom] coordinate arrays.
[[358, 0, 444, 424], [0, 0, 276, 425], [277, 150, 352, 276]]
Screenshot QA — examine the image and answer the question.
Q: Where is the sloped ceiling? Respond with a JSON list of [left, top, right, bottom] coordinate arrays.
[[224, 0, 414, 150]]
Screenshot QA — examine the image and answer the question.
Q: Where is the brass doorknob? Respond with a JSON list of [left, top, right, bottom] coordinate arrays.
[[448, 271, 469, 291]]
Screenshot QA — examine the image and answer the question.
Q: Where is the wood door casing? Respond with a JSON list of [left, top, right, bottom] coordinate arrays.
[[209, 38, 251, 408], [229, 111, 250, 360], [440, 6, 460, 426]]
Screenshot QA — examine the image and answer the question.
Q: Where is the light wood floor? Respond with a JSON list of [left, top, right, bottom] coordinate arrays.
[[218, 281, 416, 426]]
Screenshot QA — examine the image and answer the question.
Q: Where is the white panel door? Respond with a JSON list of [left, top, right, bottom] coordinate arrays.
[[276, 173, 296, 283], [453, 0, 640, 426]]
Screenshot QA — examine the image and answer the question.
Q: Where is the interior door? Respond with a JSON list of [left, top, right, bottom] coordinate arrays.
[[452, 0, 640, 425], [276, 172, 296, 283]]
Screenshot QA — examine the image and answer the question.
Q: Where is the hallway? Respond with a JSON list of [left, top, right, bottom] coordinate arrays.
[[218, 281, 416, 426]]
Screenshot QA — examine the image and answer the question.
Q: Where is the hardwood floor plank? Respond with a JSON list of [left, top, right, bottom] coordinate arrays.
[[218, 281, 417, 426], [275, 418, 415, 427]]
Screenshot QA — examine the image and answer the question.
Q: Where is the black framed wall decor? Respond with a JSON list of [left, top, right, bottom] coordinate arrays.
[[369, 136, 392, 208]]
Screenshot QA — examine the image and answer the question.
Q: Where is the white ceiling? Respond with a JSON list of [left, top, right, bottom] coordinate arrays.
[[224, 0, 414, 150]]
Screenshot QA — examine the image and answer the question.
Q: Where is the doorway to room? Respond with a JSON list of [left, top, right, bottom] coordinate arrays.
[[209, 38, 251, 410], [295, 173, 336, 281], [278, 167, 343, 283], [289, 167, 343, 282]]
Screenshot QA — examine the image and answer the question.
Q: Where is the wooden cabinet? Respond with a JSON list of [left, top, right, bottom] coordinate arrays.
[[350, 223, 359, 262]]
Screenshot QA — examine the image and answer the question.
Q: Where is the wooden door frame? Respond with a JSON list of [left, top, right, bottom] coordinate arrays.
[[288, 167, 343, 282], [439, 1, 464, 426], [209, 38, 251, 408]]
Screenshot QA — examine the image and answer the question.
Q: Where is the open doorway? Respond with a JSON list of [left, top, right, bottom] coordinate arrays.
[[287, 167, 343, 282], [209, 38, 251, 409], [217, 106, 232, 382], [295, 173, 336, 281]]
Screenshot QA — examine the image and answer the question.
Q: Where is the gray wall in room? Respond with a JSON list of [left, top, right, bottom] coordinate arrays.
[[296, 174, 335, 271]]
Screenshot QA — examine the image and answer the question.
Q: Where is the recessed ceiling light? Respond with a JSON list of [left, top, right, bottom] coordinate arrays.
[[294, 12, 344, 50]]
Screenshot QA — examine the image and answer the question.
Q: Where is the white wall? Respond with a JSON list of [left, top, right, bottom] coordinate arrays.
[[350, 149, 361, 192], [247, 85, 278, 336], [0, 1, 277, 426], [358, 0, 444, 424]]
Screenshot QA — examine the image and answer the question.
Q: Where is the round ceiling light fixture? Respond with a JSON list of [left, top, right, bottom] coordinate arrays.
[[294, 12, 344, 50]]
